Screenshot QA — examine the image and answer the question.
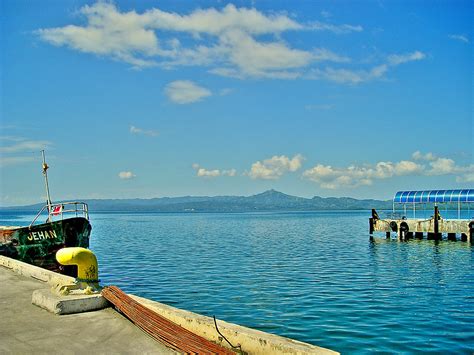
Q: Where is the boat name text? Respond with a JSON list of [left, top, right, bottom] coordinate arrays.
[[28, 230, 57, 241]]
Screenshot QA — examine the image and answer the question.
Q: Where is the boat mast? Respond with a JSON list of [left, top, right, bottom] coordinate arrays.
[[41, 150, 53, 219]]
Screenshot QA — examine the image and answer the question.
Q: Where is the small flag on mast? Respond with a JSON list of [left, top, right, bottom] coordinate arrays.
[[52, 205, 62, 216]]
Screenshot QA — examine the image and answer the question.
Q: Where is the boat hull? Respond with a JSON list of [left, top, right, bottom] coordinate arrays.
[[0, 217, 91, 272]]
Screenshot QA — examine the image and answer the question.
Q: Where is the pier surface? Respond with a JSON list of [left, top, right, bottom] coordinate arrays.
[[0, 266, 176, 354]]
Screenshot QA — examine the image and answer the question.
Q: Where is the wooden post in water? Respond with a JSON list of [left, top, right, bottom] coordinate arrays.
[[415, 232, 424, 239]]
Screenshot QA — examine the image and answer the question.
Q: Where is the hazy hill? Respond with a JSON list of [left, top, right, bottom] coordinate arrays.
[[2, 190, 391, 212]]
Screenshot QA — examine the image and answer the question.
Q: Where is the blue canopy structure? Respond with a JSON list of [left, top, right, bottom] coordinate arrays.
[[394, 189, 474, 204]]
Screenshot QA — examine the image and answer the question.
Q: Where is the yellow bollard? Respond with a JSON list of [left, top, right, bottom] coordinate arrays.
[[56, 247, 98, 282]]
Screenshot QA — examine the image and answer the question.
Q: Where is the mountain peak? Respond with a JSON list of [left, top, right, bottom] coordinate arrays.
[[250, 189, 299, 202], [253, 189, 286, 197]]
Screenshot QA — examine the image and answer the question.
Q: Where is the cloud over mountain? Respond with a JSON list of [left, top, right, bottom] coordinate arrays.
[[248, 154, 305, 180], [303, 151, 474, 189]]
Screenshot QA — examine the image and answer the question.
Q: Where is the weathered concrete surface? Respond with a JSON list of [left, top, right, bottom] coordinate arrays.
[[373, 218, 471, 234], [131, 294, 339, 355], [0, 266, 177, 354], [2, 256, 110, 315]]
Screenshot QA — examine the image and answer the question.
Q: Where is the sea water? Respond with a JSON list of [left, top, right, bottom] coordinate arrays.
[[2, 210, 473, 353]]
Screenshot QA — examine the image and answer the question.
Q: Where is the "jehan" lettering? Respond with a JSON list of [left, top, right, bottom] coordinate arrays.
[[27, 230, 58, 241]]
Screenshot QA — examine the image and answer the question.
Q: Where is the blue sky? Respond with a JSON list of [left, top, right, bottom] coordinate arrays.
[[1, 0, 472, 206]]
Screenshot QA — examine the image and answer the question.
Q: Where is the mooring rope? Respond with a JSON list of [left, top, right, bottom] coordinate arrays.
[[213, 315, 243, 354]]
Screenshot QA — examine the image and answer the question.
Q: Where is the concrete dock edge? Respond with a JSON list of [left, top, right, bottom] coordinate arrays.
[[0, 255, 74, 285], [131, 294, 338, 355]]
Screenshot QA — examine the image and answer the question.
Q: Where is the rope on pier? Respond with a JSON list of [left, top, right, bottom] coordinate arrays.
[[102, 286, 235, 354]]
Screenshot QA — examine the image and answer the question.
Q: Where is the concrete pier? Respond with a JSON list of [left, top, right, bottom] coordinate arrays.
[[371, 190, 474, 242], [0, 265, 177, 354], [370, 213, 473, 242]]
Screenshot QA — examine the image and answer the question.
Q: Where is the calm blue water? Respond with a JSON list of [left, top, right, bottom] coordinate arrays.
[[2, 210, 473, 354]]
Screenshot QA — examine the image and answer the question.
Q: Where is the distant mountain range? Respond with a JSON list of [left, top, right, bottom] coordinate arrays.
[[2, 189, 392, 212]]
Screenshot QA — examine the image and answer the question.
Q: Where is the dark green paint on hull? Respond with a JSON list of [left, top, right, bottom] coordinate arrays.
[[0, 217, 91, 272]]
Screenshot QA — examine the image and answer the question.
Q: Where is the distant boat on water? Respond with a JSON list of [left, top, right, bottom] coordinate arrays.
[[0, 151, 91, 273]]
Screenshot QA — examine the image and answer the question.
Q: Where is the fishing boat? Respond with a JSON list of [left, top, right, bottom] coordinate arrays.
[[0, 151, 91, 273]]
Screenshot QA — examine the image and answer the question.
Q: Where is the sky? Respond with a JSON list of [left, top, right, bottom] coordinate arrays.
[[1, 0, 472, 206]]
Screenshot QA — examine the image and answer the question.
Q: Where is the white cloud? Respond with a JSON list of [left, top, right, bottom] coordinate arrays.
[[248, 154, 304, 180], [118, 171, 136, 179], [0, 138, 52, 153], [387, 51, 426, 65], [144, 3, 303, 35], [222, 169, 237, 177], [36, 3, 161, 69], [395, 160, 422, 175], [0, 136, 26, 142], [412, 151, 436, 161], [457, 172, 474, 183], [309, 21, 363, 34], [192, 164, 236, 178], [165, 80, 211, 104], [0, 137, 52, 167], [302, 160, 422, 189], [197, 168, 220, 177], [303, 152, 473, 189], [0, 156, 36, 167], [310, 51, 425, 84], [412, 151, 469, 176], [427, 158, 456, 175], [312, 48, 350, 63], [36, 2, 360, 78], [35, 2, 425, 83], [130, 125, 159, 137], [449, 34, 469, 43]]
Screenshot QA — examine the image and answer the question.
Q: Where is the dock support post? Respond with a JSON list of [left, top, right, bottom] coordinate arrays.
[[386, 232, 391, 239], [447, 233, 456, 241], [461, 233, 467, 242], [433, 206, 442, 240], [469, 221, 474, 243], [415, 232, 423, 239]]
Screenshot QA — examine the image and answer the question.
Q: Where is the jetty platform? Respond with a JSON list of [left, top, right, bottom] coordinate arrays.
[[0, 256, 337, 354], [370, 189, 474, 242]]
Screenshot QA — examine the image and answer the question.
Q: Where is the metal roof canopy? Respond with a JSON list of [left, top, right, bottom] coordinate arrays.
[[394, 189, 474, 204]]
